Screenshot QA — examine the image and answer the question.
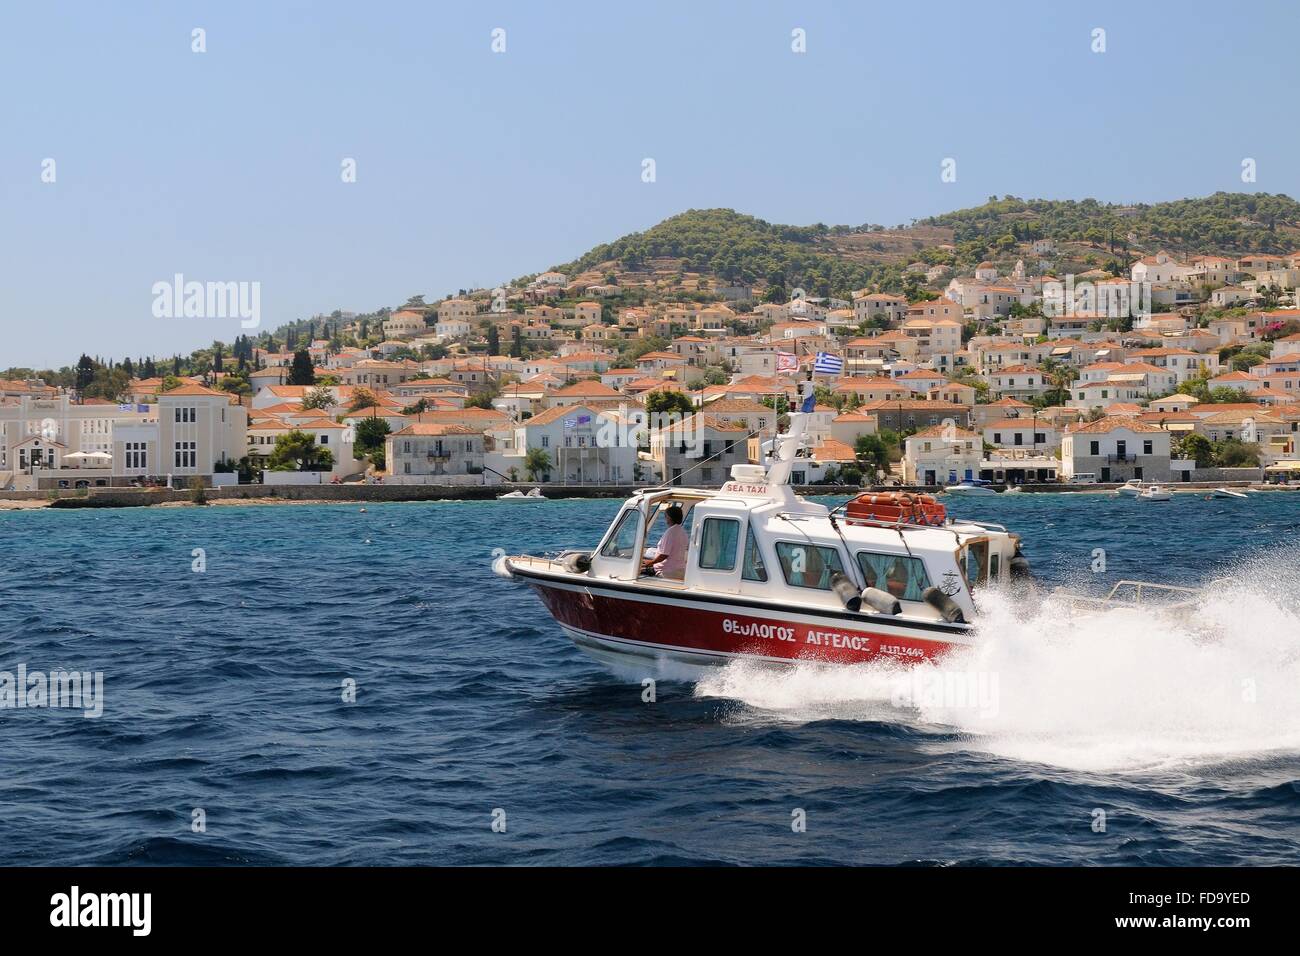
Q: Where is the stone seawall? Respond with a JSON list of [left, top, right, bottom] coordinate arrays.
[[14, 479, 1295, 509], [40, 483, 644, 508]]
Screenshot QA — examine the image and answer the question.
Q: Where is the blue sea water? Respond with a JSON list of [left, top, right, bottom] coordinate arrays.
[[2, 492, 1300, 866]]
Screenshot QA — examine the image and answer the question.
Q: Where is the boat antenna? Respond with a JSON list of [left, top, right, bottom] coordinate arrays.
[[647, 421, 769, 490]]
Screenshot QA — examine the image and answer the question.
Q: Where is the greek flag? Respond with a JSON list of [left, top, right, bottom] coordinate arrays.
[[563, 418, 576, 429], [813, 351, 843, 375]]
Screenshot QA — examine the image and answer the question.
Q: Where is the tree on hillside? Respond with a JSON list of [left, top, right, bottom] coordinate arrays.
[[354, 416, 390, 459], [524, 447, 551, 482], [1175, 433, 1214, 468], [83, 365, 130, 401], [854, 434, 892, 478], [1217, 439, 1260, 467], [75, 355, 96, 392], [288, 350, 315, 386], [645, 389, 694, 420], [268, 430, 334, 472], [349, 387, 380, 412], [302, 386, 334, 410]]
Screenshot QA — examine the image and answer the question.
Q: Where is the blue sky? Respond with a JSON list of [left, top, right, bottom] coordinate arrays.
[[3, 0, 1298, 367]]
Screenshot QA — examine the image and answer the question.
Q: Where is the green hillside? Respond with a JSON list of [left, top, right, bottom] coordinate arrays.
[[921, 192, 1300, 253], [550, 208, 887, 297], [542, 194, 1300, 301]]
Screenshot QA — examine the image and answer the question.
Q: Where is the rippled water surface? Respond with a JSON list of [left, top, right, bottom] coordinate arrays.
[[2, 492, 1300, 865]]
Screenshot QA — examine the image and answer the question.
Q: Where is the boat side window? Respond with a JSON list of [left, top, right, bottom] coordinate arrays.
[[742, 526, 768, 582], [855, 551, 932, 602], [775, 542, 845, 591], [963, 540, 990, 588], [697, 518, 740, 571], [600, 509, 641, 559]]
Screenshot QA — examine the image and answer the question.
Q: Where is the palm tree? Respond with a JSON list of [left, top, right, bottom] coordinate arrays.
[[524, 447, 551, 482]]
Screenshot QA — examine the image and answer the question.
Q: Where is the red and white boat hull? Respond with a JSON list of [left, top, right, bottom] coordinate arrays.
[[510, 563, 973, 672]]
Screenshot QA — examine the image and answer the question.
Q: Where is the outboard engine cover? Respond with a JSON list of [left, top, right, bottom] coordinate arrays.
[[1009, 546, 1032, 579], [561, 552, 592, 574], [829, 571, 862, 612], [860, 587, 902, 616], [923, 586, 966, 624]]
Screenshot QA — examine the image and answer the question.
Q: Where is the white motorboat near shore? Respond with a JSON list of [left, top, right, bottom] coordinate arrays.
[[944, 479, 999, 497], [499, 488, 547, 501], [1138, 484, 1172, 501], [1115, 479, 1148, 498], [1211, 487, 1249, 500]]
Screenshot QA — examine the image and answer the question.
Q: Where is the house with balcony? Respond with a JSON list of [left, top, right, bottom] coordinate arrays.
[[987, 364, 1050, 400], [982, 418, 1060, 454], [651, 414, 749, 487], [1061, 416, 1171, 483], [903, 425, 982, 486], [386, 424, 485, 480], [491, 403, 639, 484]]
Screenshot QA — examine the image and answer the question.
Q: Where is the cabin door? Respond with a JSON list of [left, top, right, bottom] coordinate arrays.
[[686, 510, 744, 594]]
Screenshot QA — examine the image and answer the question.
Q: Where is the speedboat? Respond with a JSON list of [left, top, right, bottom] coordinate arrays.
[[943, 478, 999, 497], [499, 487, 546, 501], [495, 380, 1033, 671], [1211, 487, 1248, 500], [1115, 479, 1146, 498], [1138, 484, 1172, 501]]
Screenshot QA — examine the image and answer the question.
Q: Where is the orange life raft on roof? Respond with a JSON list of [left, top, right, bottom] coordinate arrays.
[[844, 491, 947, 527]]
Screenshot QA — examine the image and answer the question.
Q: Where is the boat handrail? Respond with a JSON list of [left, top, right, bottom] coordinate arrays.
[[1059, 576, 1237, 612], [950, 519, 1008, 532]]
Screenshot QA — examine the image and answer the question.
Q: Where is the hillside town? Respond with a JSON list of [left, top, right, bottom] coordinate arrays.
[[6, 243, 1300, 494]]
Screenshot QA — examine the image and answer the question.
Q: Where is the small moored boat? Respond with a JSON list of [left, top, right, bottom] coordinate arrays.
[[944, 478, 999, 497], [1211, 487, 1248, 500], [499, 487, 546, 501], [1138, 484, 1172, 501], [1115, 479, 1147, 498]]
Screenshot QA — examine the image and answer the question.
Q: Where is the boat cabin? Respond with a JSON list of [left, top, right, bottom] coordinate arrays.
[[589, 482, 1021, 624]]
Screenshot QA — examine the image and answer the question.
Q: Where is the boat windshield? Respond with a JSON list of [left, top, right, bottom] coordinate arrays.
[[646, 498, 696, 543], [600, 508, 642, 559]]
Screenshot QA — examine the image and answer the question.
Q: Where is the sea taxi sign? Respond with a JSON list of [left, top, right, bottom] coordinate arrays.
[[720, 479, 770, 497]]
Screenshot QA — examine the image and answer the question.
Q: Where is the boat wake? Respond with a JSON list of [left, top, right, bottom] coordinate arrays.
[[694, 553, 1300, 773]]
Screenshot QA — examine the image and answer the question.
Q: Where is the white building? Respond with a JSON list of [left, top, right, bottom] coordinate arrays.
[[386, 424, 486, 480], [0, 385, 248, 490], [1061, 416, 1171, 482], [903, 425, 982, 486]]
